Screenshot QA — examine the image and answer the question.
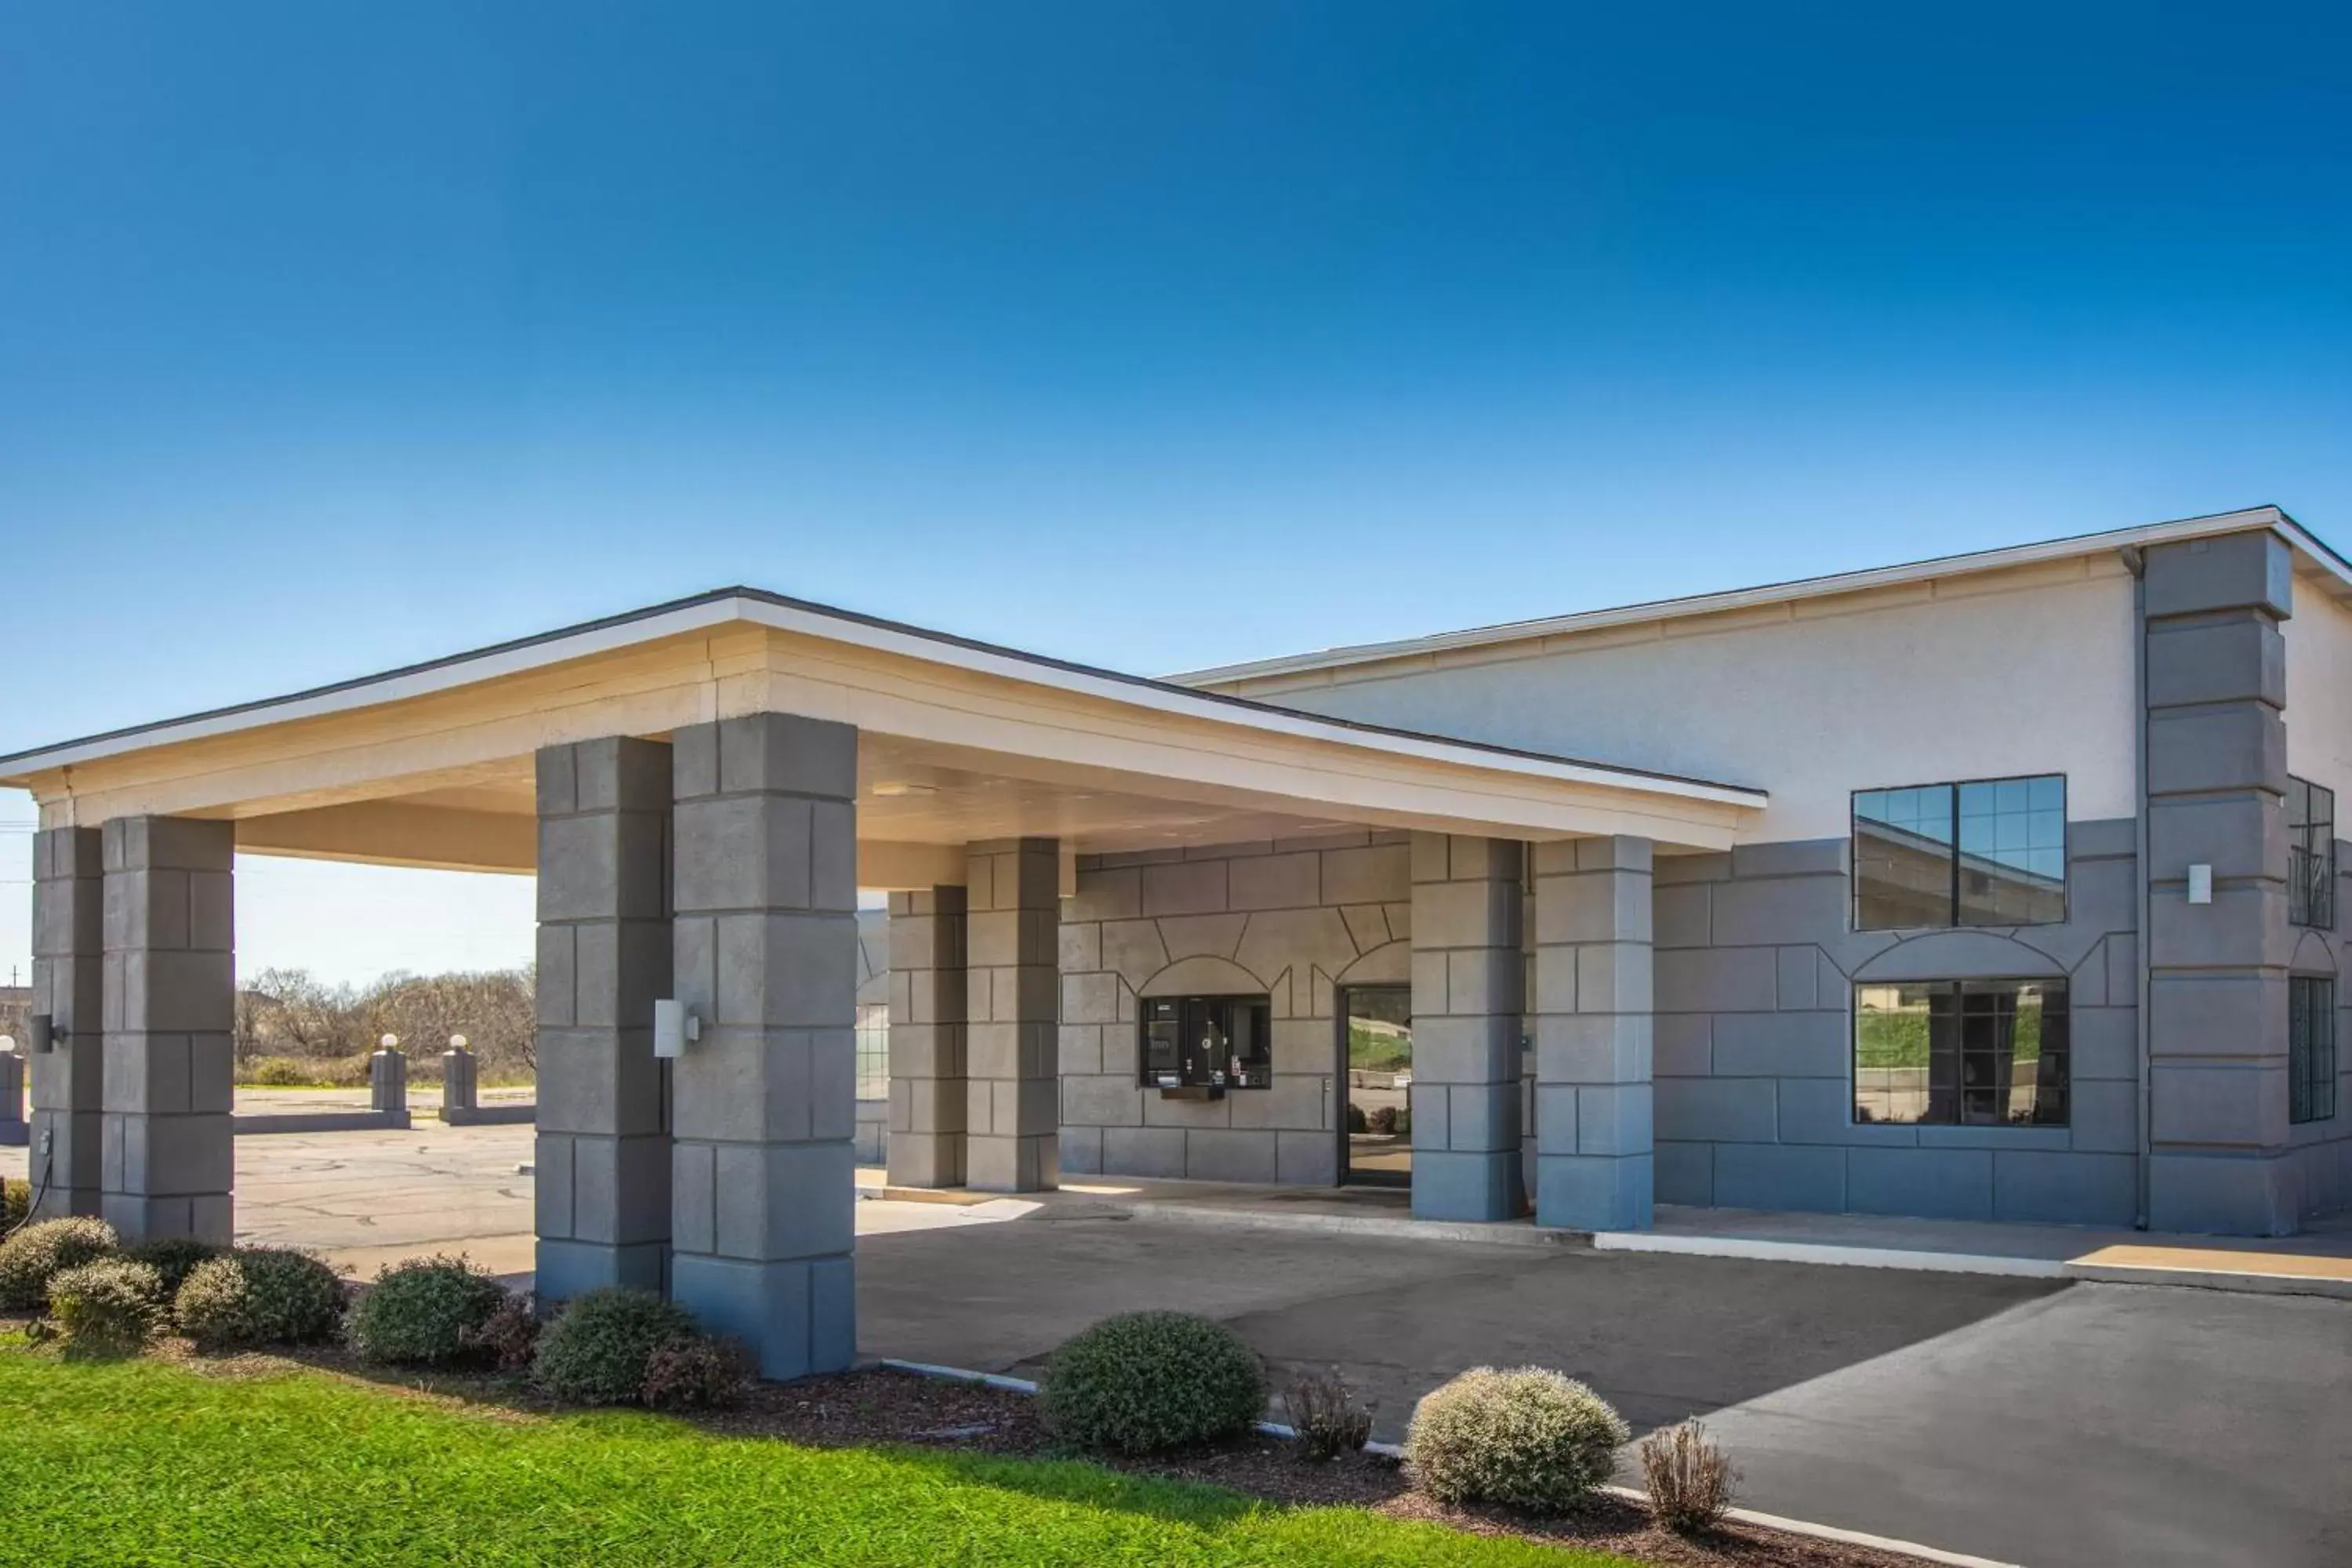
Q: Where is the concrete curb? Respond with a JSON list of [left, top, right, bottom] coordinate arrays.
[[232, 1111, 412, 1135], [1590, 1230, 2068, 1279], [1063, 1196, 1583, 1248], [877, 1357, 2024, 1568]]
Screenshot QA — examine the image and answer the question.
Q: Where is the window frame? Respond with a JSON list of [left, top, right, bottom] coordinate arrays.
[[2289, 975, 2338, 1125], [2287, 775, 2336, 931], [1852, 976, 2073, 1129], [1850, 773, 2069, 933], [853, 1002, 890, 1104]]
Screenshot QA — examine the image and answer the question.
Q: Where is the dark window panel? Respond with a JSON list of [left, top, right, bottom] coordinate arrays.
[[1853, 978, 2069, 1127]]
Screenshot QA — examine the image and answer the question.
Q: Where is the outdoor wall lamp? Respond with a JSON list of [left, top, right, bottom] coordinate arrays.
[[654, 1000, 701, 1059], [27, 1014, 64, 1053]]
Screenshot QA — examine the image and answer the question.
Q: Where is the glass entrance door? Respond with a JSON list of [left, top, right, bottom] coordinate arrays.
[[1338, 985, 1412, 1185]]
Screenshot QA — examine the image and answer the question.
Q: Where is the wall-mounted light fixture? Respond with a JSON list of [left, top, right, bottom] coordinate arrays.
[[654, 1000, 701, 1059], [2187, 864, 2213, 906], [27, 1014, 64, 1054]]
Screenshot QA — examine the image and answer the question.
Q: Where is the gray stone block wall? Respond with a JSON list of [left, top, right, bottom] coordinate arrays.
[[28, 826, 103, 1219], [99, 815, 236, 1243], [669, 713, 860, 1380], [966, 840, 1059, 1192], [1650, 821, 2141, 1227], [887, 885, 967, 1187], [1531, 836, 1655, 1229], [1410, 834, 1526, 1221], [2143, 531, 2302, 1234], [533, 736, 673, 1301], [1058, 830, 1413, 1186]]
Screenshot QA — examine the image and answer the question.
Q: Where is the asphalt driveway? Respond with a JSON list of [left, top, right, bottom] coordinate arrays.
[[857, 1207, 2352, 1568]]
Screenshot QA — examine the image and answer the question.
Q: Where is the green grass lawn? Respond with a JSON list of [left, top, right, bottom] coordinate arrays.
[[0, 1345, 1634, 1567]]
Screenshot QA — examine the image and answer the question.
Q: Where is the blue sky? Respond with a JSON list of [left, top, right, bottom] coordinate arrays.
[[2, 2, 2347, 986]]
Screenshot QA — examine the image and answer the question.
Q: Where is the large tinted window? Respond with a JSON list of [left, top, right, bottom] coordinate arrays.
[[1853, 775, 2066, 930], [1854, 978, 2069, 1127], [2288, 777, 2336, 931]]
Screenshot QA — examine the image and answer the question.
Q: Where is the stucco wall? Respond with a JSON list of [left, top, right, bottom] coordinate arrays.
[[1212, 559, 2140, 844], [1056, 830, 1414, 1184], [1646, 822, 2143, 1225]]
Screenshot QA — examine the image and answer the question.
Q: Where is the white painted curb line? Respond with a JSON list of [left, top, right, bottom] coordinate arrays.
[[877, 1357, 2026, 1568], [1591, 1230, 2069, 1279]]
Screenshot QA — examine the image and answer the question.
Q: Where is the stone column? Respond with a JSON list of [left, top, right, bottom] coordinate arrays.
[[439, 1043, 478, 1122], [2143, 530, 2297, 1235], [887, 886, 967, 1189], [534, 737, 673, 1301], [670, 713, 860, 1379], [1532, 836, 1655, 1231], [1408, 833, 1524, 1221], [964, 838, 1059, 1193], [28, 826, 102, 1218], [100, 815, 234, 1243]]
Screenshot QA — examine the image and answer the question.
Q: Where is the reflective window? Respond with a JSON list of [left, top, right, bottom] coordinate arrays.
[[855, 1003, 889, 1102], [1855, 979, 2069, 1127], [2290, 976, 2337, 1125], [1853, 775, 2067, 930], [2288, 777, 2336, 931], [1138, 996, 1272, 1090], [1341, 985, 1413, 1185]]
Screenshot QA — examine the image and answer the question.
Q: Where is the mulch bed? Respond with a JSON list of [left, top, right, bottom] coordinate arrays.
[[18, 1316, 1933, 1568]]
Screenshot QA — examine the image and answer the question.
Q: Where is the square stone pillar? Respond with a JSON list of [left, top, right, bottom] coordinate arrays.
[[670, 713, 860, 1379], [100, 816, 234, 1243], [2143, 530, 2297, 1235], [1531, 836, 1655, 1231], [887, 886, 967, 1189], [534, 736, 673, 1301], [1408, 833, 1524, 1221], [29, 826, 103, 1219], [964, 838, 1060, 1192]]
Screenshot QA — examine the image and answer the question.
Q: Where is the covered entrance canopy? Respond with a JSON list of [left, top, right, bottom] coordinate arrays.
[[0, 587, 1766, 1376]]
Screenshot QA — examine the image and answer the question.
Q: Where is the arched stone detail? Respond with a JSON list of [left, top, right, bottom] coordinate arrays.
[[1138, 953, 1270, 997], [1853, 929, 2065, 983], [2288, 927, 2337, 977], [1334, 938, 1410, 989]]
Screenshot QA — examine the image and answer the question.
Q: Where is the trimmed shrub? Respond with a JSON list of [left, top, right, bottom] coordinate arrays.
[[1039, 1310, 1268, 1454], [1639, 1419, 1739, 1534], [641, 1333, 753, 1411], [239, 1055, 315, 1087], [1366, 1105, 1398, 1134], [1406, 1366, 1630, 1512], [176, 1249, 345, 1348], [346, 1254, 508, 1366], [1281, 1368, 1374, 1461], [125, 1236, 224, 1298], [2, 1177, 30, 1231], [0, 1217, 119, 1310], [533, 1288, 699, 1406], [460, 1291, 542, 1373], [1345, 1104, 1368, 1134], [48, 1258, 167, 1356]]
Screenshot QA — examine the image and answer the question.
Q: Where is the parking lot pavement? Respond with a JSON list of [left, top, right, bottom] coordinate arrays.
[[858, 1207, 2352, 1568]]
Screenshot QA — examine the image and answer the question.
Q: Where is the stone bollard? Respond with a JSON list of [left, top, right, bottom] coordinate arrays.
[[369, 1042, 410, 1127], [0, 1044, 25, 1147], [439, 1042, 477, 1122]]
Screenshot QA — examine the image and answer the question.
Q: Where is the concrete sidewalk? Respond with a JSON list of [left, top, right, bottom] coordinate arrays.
[[1597, 1203, 2352, 1298]]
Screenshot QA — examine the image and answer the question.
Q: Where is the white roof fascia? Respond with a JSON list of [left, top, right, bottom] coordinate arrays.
[[0, 593, 1768, 812], [1172, 506, 2339, 688]]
